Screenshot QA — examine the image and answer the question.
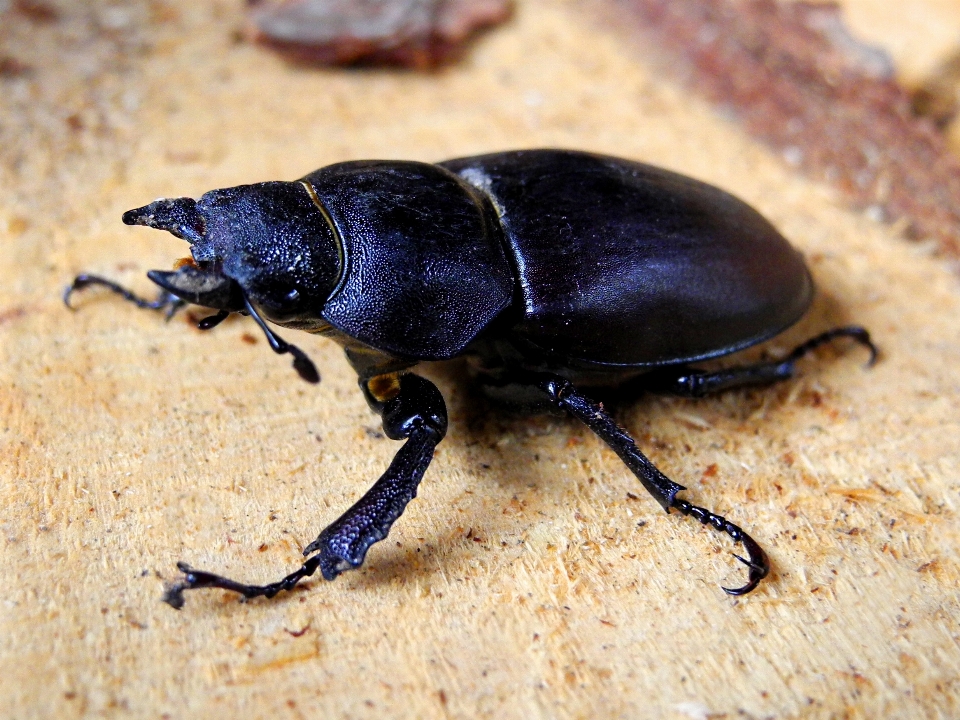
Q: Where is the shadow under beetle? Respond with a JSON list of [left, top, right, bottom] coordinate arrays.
[[65, 149, 876, 608]]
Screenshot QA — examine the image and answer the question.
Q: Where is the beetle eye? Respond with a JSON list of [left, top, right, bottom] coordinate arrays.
[[285, 288, 300, 302]]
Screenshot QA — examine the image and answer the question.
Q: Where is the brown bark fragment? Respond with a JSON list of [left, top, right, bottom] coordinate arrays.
[[0, 56, 32, 77], [247, 0, 513, 69], [912, 49, 960, 129], [613, 0, 960, 259], [12, 0, 59, 23]]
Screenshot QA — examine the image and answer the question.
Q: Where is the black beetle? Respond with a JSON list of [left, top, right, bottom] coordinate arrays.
[[65, 149, 875, 608]]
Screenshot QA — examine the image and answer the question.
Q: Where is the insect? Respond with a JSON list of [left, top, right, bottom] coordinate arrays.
[[65, 149, 876, 609]]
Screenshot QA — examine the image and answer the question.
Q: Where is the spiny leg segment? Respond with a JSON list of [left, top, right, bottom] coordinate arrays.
[[529, 326, 876, 595], [162, 373, 447, 608], [533, 373, 768, 595], [163, 423, 440, 607]]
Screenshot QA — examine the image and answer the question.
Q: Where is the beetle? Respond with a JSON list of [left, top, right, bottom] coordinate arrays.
[[65, 149, 876, 609]]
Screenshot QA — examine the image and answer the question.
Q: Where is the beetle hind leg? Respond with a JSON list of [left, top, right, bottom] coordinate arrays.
[[670, 498, 769, 595], [641, 325, 877, 397], [531, 372, 769, 595]]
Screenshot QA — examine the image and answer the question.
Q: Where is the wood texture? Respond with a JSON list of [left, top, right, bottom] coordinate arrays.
[[1, 1, 958, 717]]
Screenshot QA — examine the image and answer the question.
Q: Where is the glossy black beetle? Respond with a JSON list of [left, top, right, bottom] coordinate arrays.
[[65, 150, 876, 608]]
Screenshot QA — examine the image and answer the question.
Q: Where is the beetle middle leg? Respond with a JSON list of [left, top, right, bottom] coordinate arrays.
[[528, 372, 769, 595], [162, 372, 447, 608]]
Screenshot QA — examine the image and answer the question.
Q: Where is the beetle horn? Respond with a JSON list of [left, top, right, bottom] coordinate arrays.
[[123, 197, 205, 244]]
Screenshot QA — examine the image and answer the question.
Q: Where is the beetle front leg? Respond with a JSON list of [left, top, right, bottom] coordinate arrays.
[[63, 273, 186, 319], [162, 373, 447, 609], [531, 373, 769, 595]]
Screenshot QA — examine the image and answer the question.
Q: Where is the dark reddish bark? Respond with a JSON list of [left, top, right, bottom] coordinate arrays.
[[614, 0, 960, 258], [247, 0, 513, 70]]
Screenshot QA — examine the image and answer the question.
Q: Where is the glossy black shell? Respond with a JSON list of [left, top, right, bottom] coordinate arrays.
[[305, 150, 812, 367], [441, 150, 813, 368], [304, 161, 514, 359]]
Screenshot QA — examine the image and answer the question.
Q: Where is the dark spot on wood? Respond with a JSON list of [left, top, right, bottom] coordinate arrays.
[[285, 622, 311, 637], [14, 0, 59, 23], [912, 48, 960, 127], [0, 306, 27, 325], [0, 56, 32, 77]]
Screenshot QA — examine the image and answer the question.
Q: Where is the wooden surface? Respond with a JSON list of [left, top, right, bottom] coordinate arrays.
[[1, 1, 959, 717]]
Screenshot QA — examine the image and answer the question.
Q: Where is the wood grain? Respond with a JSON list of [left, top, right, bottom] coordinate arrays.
[[1, 1, 958, 717]]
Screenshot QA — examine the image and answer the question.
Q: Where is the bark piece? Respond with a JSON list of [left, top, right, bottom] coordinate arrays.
[[614, 0, 960, 259], [248, 0, 513, 69]]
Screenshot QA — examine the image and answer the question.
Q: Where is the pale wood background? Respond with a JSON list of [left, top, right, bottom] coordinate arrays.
[[1, 1, 959, 718]]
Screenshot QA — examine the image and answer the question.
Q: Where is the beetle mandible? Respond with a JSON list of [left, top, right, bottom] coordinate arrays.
[[65, 149, 876, 608]]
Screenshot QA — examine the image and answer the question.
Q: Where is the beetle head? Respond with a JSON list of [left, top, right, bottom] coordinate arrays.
[[125, 181, 341, 322]]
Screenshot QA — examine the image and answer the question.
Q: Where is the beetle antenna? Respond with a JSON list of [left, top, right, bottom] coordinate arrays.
[[243, 297, 320, 383], [670, 498, 770, 595]]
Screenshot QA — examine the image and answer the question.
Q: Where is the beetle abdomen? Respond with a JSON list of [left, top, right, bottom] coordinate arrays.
[[304, 161, 514, 360], [442, 150, 813, 367]]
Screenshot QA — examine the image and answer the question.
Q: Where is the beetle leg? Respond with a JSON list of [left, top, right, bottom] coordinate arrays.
[[641, 326, 877, 397], [63, 273, 186, 320], [532, 372, 769, 595], [162, 373, 447, 609], [670, 499, 768, 595]]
